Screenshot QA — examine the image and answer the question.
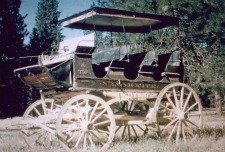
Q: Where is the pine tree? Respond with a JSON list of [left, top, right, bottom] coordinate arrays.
[[0, 0, 30, 117], [0, 0, 28, 58], [29, 0, 63, 55]]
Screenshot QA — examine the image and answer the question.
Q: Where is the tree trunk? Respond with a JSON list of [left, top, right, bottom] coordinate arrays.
[[214, 91, 222, 115]]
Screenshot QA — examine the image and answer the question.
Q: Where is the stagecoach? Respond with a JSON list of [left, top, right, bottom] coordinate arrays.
[[12, 7, 202, 150]]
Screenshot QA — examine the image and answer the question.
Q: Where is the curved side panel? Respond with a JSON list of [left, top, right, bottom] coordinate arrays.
[[17, 61, 73, 90], [45, 61, 73, 88]]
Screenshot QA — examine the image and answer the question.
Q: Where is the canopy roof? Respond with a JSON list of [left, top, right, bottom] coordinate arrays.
[[60, 7, 179, 33]]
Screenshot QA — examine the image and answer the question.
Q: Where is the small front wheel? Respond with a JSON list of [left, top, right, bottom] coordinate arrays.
[[56, 94, 116, 150], [22, 99, 59, 148]]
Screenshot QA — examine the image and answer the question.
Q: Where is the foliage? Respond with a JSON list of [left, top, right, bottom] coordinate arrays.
[[92, 0, 178, 53], [93, 0, 225, 106], [0, 0, 28, 57], [177, 0, 225, 96], [29, 0, 63, 55], [0, 0, 37, 118]]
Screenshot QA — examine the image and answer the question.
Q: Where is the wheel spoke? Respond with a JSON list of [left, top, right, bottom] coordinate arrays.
[[163, 115, 176, 119], [93, 120, 110, 127], [128, 126, 131, 140], [89, 102, 99, 121], [183, 92, 192, 111], [72, 103, 85, 121], [121, 102, 127, 111], [78, 100, 86, 106], [180, 87, 184, 108], [97, 129, 110, 135], [185, 119, 199, 128], [122, 125, 127, 138], [185, 102, 198, 113], [160, 104, 176, 114], [50, 101, 53, 110], [115, 126, 122, 134], [54, 103, 62, 108], [166, 93, 177, 111], [34, 108, 41, 116], [62, 126, 81, 133], [176, 121, 181, 144], [91, 109, 107, 124], [75, 132, 84, 148], [188, 112, 201, 116], [90, 131, 104, 145], [162, 118, 178, 133], [67, 130, 81, 143], [36, 132, 46, 143], [173, 88, 180, 110], [83, 133, 87, 151], [181, 122, 187, 142], [62, 118, 76, 124], [88, 133, 95, 149], [136, 125, 145, 132], [131, 125, 138, 138], [85, 99, 89, 121], [69, 111, 82, 123], [183, 121, 194, 137], [128, 100, 135, 111], [27, 115, 35, 119], [168, 121, 178, 141]]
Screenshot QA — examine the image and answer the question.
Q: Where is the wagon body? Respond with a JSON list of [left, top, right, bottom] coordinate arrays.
[[14, 7, 181, 93], [12, 7, 202, 151]]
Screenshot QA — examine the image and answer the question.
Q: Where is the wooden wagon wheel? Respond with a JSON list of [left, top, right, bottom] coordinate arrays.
[[154, 82, 202, 143], [22, 99, 60, 148], [56, 94, 116, 151], [108, 98, 150, 140]]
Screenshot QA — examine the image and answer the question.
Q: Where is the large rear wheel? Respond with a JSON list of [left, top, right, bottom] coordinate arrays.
[[155, 83, 202, 143]]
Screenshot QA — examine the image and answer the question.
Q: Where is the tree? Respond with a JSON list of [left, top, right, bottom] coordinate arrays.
[[0, 0, 28, 57], [0, 0, 31, 118], [29, 0, 63, 55], [94, 0, 179, 51], [175, 0, 225, 113], [94, 0, 225, 111]]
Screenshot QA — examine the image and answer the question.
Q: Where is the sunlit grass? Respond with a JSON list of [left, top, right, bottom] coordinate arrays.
[[0, 126, 225, 152]]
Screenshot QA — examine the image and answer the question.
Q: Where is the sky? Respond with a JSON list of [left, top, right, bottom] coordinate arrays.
[[20, 0, 93, 42]]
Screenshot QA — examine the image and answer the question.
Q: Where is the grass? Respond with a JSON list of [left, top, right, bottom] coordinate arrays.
[[0, 126, 225, 152]]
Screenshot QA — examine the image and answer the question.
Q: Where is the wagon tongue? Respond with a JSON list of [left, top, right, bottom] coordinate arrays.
[[60, 7, 179, 33]]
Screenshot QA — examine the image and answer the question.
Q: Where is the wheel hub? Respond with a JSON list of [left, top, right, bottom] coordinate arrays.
[[177, 110, 185, 120], [81, 121, 94, 132]]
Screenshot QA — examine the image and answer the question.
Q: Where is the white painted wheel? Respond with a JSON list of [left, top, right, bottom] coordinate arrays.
[[155, 82, 202, 143], [22, 99, 60, 148], [108, 98, 149, 140], [56, 94, 115, 150]]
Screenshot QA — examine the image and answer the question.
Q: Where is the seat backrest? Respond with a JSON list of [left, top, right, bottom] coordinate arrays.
[[142, 51, 157, 65], [58, 33, 95, 54], [92, 45, 130, 64], [157, 53, 172, 71]]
